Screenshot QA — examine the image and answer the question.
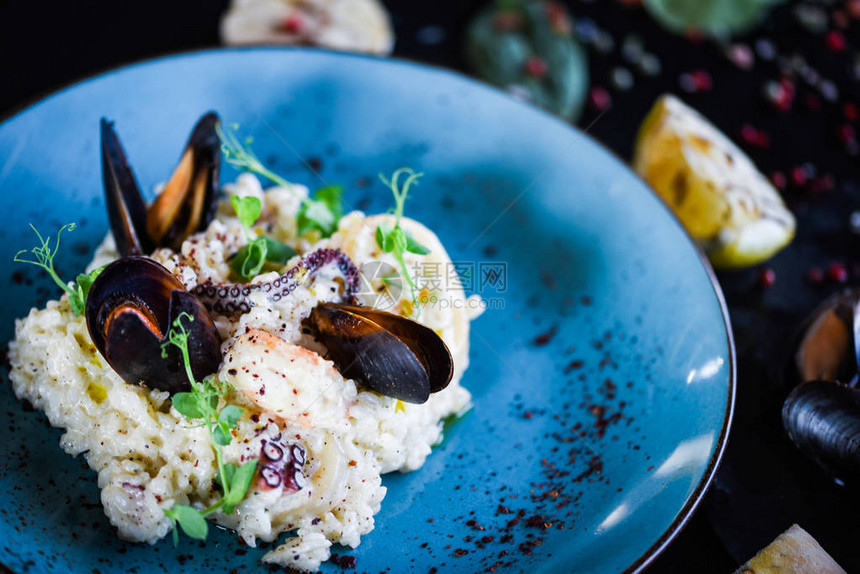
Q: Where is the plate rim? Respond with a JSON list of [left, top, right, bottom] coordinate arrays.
[[0, 45, 737, 574]]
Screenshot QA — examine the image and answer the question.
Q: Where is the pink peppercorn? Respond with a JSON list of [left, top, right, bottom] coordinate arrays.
[[279, 14, 303, 33], [839, 123, 856, 143], [790, 166, 807, 186], [759, 269, 776, 289], [589, 86, 612, 111], [691, 70, 712, 91], [770, 171, 787, 190], [844, 102, 859, 121], [828, 262, 848, 283], [826, 31, 846, 52]]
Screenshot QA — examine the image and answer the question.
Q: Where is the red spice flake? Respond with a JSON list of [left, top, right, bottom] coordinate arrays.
[[328, 553, 356, 570], [523, 411, 534, 420], [524, 56, 549, 78], [563, 360, 584, 374], [647, 465, 655, 471], [453, 548, 469, 557], [758, 268, 776, 289], [533, 325, 558, 346], [826, 30, 846, 52], [278, 14, 304, 34], [496, 505, 513, 515], [525, 515, 551, 529], [838, 123, 856, 144], [828, 262, 848, 283], [805, 267, 824, 285], [466, 519, 485, 531], [844, 102, 859, 122], [589, 87, 612, 111]]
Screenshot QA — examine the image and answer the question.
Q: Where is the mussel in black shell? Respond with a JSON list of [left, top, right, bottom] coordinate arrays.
[[783, 288, 860, 483], [101, 112, 220, 257], [85, 256, 221, 394], [305, 303, 454, 404]]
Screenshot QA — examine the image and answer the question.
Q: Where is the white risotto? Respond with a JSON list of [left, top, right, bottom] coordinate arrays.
[[9, 173, 478, 571]]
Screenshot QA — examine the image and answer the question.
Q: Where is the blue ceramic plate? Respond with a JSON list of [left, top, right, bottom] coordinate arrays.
[[0, 48, 734, 573]]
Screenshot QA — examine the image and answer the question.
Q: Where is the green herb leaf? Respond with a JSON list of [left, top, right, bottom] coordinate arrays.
[[212, 424, 233, 446], [164, 505, 208, 541], [231, 195, 262, 233], [375, 226, 385, 250], [230, 237, 268, 281], [172, 392, 205, 420], [219, 405, 242, 428], [14, 223, 87, 314], [69, 266, 105, 316], [217, 124, 344, 239], [297, 186, 343, 238], [161, 315, 256, 539], [222, 460, 258, 515], [405, 234, 431, 255], [262, 237, 297, 264], [374, 169, 430, 311]]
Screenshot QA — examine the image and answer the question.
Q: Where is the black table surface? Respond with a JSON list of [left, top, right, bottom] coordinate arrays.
[[2, 1, 859, 572]]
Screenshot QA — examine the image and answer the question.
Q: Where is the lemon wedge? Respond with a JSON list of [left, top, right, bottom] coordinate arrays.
[[633, 94, 795, 269]]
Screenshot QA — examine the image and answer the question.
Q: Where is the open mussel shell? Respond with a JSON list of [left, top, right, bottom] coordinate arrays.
[[101, 119, 152, 257], [305, 303, 454, 404], [783, 380, 860, 483], [85, 256, 221, 394], [100, 112, 221, 257], [793, 288, 860, 384]]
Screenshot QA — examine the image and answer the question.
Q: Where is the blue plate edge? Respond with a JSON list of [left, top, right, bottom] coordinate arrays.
[[0, 45, 739, 574]]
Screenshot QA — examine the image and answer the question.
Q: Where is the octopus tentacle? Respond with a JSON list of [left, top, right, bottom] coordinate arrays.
[[191, 248, 360, 314]]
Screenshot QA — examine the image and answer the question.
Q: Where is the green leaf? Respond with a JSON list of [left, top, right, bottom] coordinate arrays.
[[375, 226, 386, 250], [217, 462, 239, 491], [262, 237, 297, 265], [230, 238, 268, 281], [172, 392, 205, 420], [219, 405, 243, 429], [222, 460, 258, 514], [297, 186, 343, 238], [164, 505, 208, 541], [212, 424, 232, 446], [208, 391, 219, 411], [391, 228, 407, 254], [231, 195, 262, 231], [405, 233, 430, 255], [68, 265, 105, 316]]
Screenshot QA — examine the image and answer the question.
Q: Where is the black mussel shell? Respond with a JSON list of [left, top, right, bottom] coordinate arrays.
[[101, 119, 153, 257], [86, 256, 221, 394], [305, 303, 454, 404], [783, 380, 860, 483], [100, 112, 220, 257], [146, 112, 220, 250]]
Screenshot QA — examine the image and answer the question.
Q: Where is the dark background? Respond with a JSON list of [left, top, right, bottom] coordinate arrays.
[[2, 0, 859, 572]]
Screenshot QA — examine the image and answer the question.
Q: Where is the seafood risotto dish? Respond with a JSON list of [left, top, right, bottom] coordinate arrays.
[[8, 113, 479, 571]]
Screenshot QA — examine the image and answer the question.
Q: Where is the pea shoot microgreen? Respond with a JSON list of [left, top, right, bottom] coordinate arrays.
[[216, 123, 343, 238], [229, 195, 297, 281], [375, 169, 431, 310], [161, 313, 257, 545], [13, 223, 104, 316]]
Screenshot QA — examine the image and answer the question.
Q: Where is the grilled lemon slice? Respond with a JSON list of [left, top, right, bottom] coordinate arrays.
[[633, 94, 795, 269]]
